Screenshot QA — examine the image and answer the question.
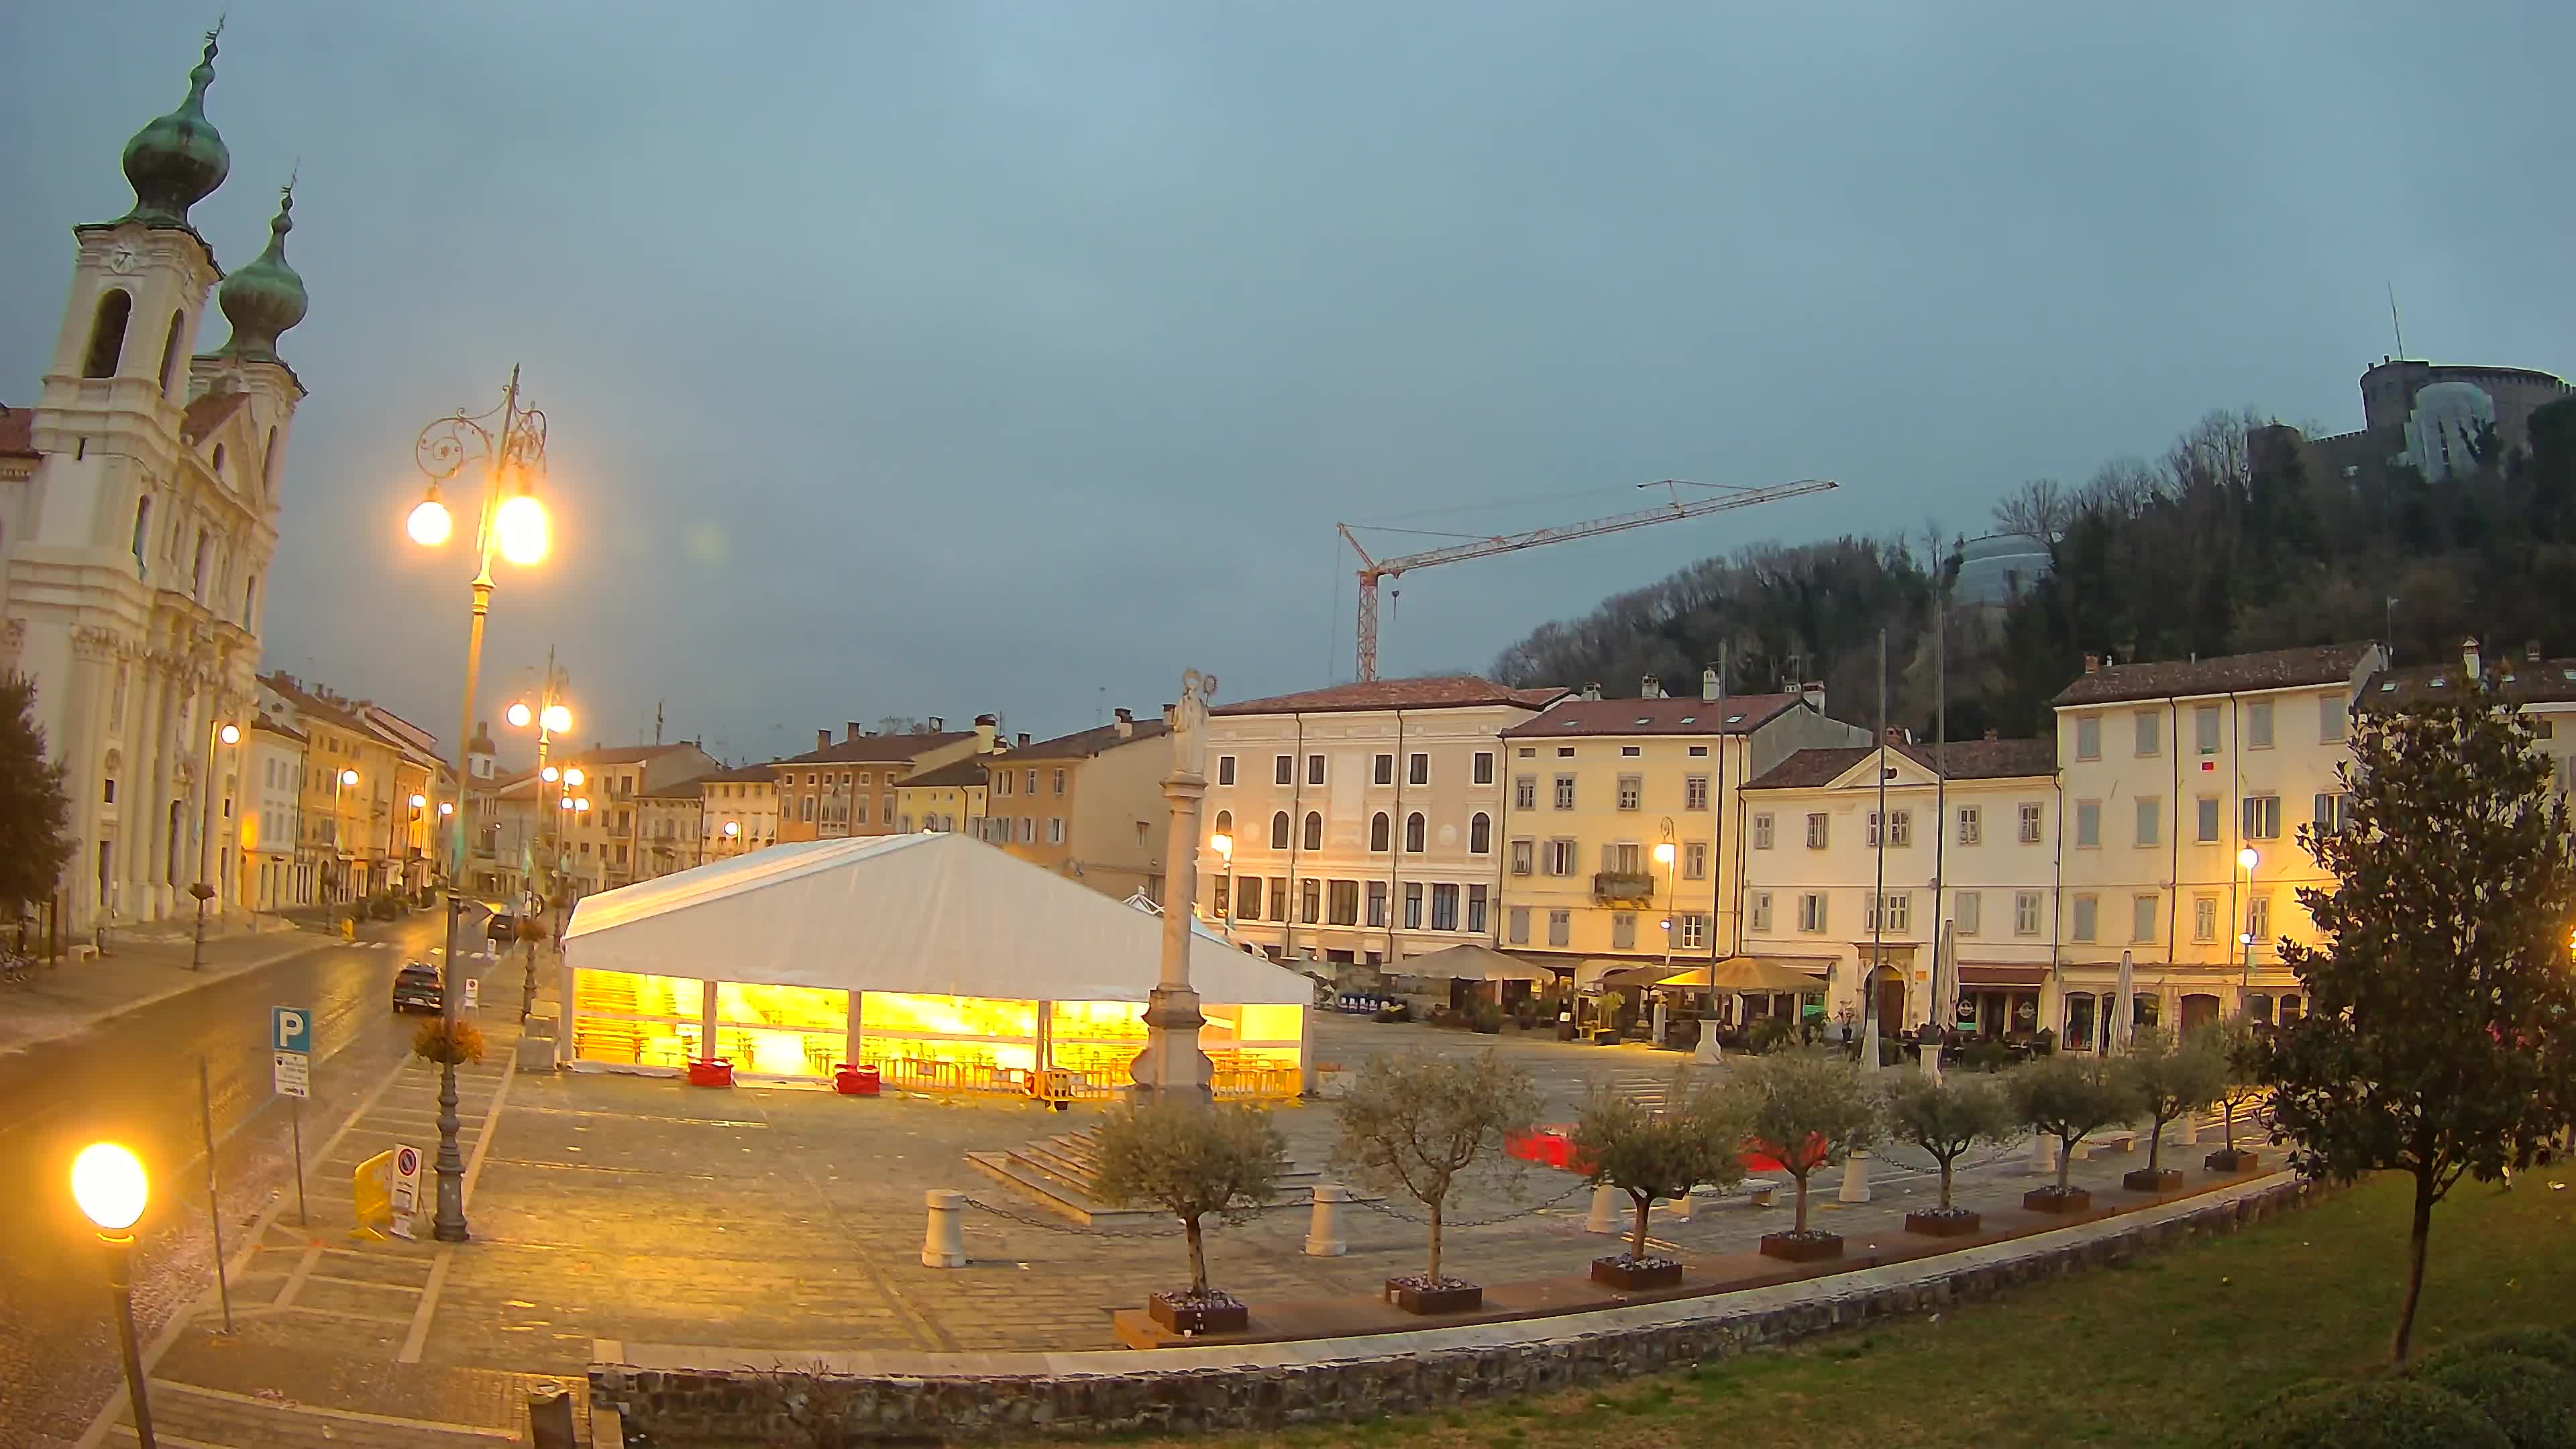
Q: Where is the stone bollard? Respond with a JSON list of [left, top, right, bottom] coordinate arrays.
[[1305, 1183, 1352, 1256], [527, 1389, 578, 1449], [1586, 1184, 1621, 1234], [1670, 1187, 1695, 1224], [921, 1189, 968, 1269], [2169, 1112, 2199, 1146], [1837, 1148, 1872, 1203], [2030, 1133, 2060, 1176]]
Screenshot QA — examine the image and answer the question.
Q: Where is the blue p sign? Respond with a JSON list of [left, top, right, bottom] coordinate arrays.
[[272, 1005, 311, 1055]]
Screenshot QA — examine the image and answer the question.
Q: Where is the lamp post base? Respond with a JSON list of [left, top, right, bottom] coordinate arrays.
[[1128, 984, 1214, 1108]]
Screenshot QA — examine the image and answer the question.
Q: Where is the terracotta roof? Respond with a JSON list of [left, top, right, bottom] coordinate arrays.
[[251, 715, 305, 744], [701, 763, 779, 784], [561, 743, 699, 765], [2363, 655, 2576, 710], [1501, 694, 1803, 739], [902, 757, 991, 790], [0, 406, 35, 458], [776, 731, 974, 766], [1009, 717, 1171, 760], [2050, 643, 2377, 707], [1746, 737, 2057, 790], [1212, 676, 1567, 717], [179, 390, 250, 445]]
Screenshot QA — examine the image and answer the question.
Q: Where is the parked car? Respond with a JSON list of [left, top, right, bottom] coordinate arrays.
[[486, 912, 517, 945], [392, 961, 443, 1014]]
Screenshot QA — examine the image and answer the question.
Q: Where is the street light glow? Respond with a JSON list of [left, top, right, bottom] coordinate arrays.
[[540, 765, 559, 782], [217, 723, 240, 745], [71, 1143, 148, 1232], [410, 794, 427, 810], [439, 802, 455, 815], [1652, 841, 1676, 865], [540, 704, 571, 733], [339, 769, 359, 787], [724, 820, 740, 838], [558, 797, 574, 810], [564, 767, 585, 788], [406, 493, 453, 547], [574, 796, 590, 811], [1210, 831, 1232, 859], [2237, 847, 2259, 871], [493, 493, 549, 567], [506, 702, 533, 729]]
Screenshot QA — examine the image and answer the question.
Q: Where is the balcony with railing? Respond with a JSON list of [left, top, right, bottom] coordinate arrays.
[[1593, 871, 1656, 904]]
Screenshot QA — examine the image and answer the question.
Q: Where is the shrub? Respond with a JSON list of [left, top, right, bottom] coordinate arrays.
[[411, 1018, 486, 1065], [2409, 1352, 2576, 1448], [2413, 1326, 2576, 1375], [1750, 1017, 1799, 1055], [2216, 1379, 2509, 1449], [1092, 1102, 1287, 1297]]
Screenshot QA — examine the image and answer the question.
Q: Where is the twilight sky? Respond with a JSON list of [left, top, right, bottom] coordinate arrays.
[[5, 2, 2570, 766]]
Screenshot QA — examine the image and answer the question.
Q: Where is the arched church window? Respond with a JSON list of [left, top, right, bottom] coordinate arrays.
[[211, 444, 226, 480], [158, 311, 185, 396], [85, 290, 132, 378], [192, 530, 210, 600], [243, 574, 258, 627], [130, 497, 152, 571], [262, 427, 279, 498]]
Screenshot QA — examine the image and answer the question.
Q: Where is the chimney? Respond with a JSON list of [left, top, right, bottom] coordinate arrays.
[[1984, 728, 2000, 741], [1801, 681, 1825, 712], [1883, 726, 1904, 745], [845, 722, 863, 743], [1016, 732, 1030, 748], [2463, 637, 2481, 680], [1701, 667, 1720, 702], [2083, 653, 2101, 674], [927, 716, 945, 733], [1114, 706, 1134, 739], [1640, 674, 1662, 699], [816, 729, 832, 752], [1582, 681, 1603, 702], [2528, 639, 2544, 663], [973, 714, 998, 753]]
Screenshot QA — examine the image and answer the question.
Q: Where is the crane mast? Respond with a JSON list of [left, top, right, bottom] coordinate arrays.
[[1339, 476, 1838, 682]]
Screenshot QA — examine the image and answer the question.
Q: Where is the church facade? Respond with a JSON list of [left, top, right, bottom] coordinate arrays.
[[0, 29, 311, 928]]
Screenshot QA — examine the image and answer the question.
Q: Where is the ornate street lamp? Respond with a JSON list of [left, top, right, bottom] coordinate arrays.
[[407, 368, 549, 1244], [72, 1143, 155, 1448]]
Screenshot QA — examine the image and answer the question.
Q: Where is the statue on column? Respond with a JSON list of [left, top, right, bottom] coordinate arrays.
[[1131, 668, 1219, 1109]]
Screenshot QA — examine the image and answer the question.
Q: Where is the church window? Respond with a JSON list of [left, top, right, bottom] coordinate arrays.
[[192, 531, 211, 600], [158, 311, 185, 395], [211, 444, 226, 480], [85, 290, 131, 378], [130, 497, 152, 570], [243, 574, 258, 627], [262, 427, 279, 498]]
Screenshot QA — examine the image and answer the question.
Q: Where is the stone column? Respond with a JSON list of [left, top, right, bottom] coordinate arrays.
[[1130, 672, 1216, 1109], [1586, 1184, 1621, 1234], [1303, 1183, 1350, 1256]]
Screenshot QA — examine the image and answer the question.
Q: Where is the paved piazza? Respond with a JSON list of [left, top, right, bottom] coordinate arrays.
[[331, 1013, 2197, 1375]]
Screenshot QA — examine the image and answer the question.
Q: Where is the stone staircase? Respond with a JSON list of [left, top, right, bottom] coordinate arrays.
[[967, 1124, 1329, 1226]]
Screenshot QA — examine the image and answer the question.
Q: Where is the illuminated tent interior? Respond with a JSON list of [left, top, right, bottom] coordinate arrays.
[[555, 832, 1313, 1095]]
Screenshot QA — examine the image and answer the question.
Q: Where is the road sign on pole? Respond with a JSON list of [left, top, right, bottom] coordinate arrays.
[[271, 1006, 311, 1055], [390, 1144, 423, 1238], [272, 1052, 311, 1097], [463, 977, 480, 1009]]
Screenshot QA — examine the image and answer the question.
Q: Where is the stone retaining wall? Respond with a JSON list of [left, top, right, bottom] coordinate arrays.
[[593, 1175, 2312, 1445]]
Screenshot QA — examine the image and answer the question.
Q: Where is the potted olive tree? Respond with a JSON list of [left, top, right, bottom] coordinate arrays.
[[1573, 1074, 1742, 1290], [2121, 1026, 2226, 1193], [1727, 1053, 1881, 1261], [2206, 1016, 2270, 1173], [2008, 1054, 2132, 1213], [1092, 1100, 1287, 1336], [1884, 1071, 2018, 1236], [1334, 1051, 1540, 1314]]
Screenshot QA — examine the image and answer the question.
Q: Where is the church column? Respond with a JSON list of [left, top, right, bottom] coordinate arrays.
[[60, 633, 113, 927], [138, 655, 178, 921]]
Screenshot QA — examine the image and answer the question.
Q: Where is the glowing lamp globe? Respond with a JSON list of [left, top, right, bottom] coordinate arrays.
[[540, 765, 559, 783], [409, 794, 427, 810], [541, 704, 571, 733], [1210, 832, 1233, 859], [217, 723, 241, 745], [723, 820, 741, 838], [72, 1143, 148, 1233], [2237, 847, 2259, 871], [557, 798, 574, 811], [574, 796, 591, 812], [1652, 842, 1676, 865], [339, 769, 359, 787], [506, 702, 533, 729], [564, 767, 585, 788], [406, 495, 453, 547], [493, 494, 549, 567], [439, 802, 454, 816]]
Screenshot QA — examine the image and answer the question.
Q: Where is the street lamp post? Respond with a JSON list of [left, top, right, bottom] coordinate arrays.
[[332, 768, 358, 905], [72, 1143, 155, 1449], [1210, 831, 1235, 940], [2237, 847, 2260, 994], [408, 368, 550, 1244], [191, 720, 241, 969], [1652, 830, 1677, 1046]]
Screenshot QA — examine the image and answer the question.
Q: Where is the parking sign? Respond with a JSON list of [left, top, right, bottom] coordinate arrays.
[[271, 1006, 311, 1055]]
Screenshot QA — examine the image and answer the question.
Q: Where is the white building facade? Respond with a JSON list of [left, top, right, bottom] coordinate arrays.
[[0, 33, 309, 928]]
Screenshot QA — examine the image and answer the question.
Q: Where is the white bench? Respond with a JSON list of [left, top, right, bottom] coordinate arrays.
[[2072, 1130, 2139, 1161], [1744, 1177, 1782, 1208]]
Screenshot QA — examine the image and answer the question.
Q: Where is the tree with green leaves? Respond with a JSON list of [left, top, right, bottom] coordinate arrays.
[[1572, 1073, 1743, 1265], [1092, 1101, 1287, 1300], [2121, 1026, 2227, 1177], [2207, 1016, 2271, 1164], [0, 674, 74, 919], [1332, 1051, 1540, 1285], [2263, 678, 2576, 1362], [2009, 1054, 2133, 1199], [1882, 1072, 2018, 1215], [1725, 1054, 1882, 1237]]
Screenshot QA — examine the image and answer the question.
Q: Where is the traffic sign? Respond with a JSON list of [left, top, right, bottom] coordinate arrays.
[[271, 1005, 311, 1055], [272, 1051, 310, 1098], [390, 1144, 422, 1238], [463, 978, 480, 1009]]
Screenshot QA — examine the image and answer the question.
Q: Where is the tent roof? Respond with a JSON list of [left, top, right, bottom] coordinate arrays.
[[1653, 956, 1831, 993], [564, 833, 1311, 1006], [1399, 944, 1558, 983]]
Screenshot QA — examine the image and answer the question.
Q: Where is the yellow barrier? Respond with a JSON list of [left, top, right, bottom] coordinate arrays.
[[1028, 1068, 1077, 1111], [341, 916, 356, 942], [352, 1148, 394, 1240], [1212, 1067, 1300, 1102]]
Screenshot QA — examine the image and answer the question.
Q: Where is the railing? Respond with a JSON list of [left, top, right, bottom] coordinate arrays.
[[1593, 871, 1655, 903], [1213, 1067, 1301, 1102]]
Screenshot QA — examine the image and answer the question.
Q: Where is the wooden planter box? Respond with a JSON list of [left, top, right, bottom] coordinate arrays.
[[1904, 1208, 1982, 1237], [832, 1064, 880, 1097], [1759, 1231, 1844, 1263], [2205, 1148, 2261, 1173], [1384, 1277, 1483, 1315], [2123, 1167, 2184, 1193], [2023, 1187, 2092, 1214], [1146, 1291, 1247, 1336], [686, 1059, 733, 1088], [1589, 1255, 1682, 1290]]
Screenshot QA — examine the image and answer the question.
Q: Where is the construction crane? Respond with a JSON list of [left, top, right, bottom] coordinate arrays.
[[1338, 477, 1839, 682]]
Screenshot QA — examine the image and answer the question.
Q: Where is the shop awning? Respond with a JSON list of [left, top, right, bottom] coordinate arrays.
[[1400, 944, 1558, 983], [1957, 963, 2050, 987], [1587, 963, 1670, 991], [563, 833, 1311, 1006], [1654, 956, 1831, 993]]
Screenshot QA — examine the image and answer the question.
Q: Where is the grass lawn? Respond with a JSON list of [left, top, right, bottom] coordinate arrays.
[[1057, 1169, 2576, 1449]]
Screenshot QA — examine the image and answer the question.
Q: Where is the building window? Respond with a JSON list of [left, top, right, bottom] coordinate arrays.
[[1553, 775, 1575, 809], [1274, 755, 1293, 786], [1212, 876, 1230, 918], [2015, 890, 2042, 936], [1301, 878, 1322, 924], [1052, 769, 1066, 794], [1431, 883, 1459, 930], [2196, 795, 2220, 843], [2135, 710, 2161, 757], [1048, 817, 1065, 844], [1328, 879, 1359, 926], [2320, 694, 2348, 743], [1408, 753, 1429, 786], [1403, 812, 1426, 852], [1270, 811, 1290, 849], [1370, 812, 1391, 852], [1621, 746, 1640, 758], [1955, 891, 1982, 936], [2135, 796, 2160, 847], [801, 798, 814, 822], [1510, 839, 1533, 875], [1544, 838, 1576, 875], [1403, 881, 1424, 929], [2065, 993, 2097, 1051], [2193, 896, 2218, 943], [1749, 892, 1772, 932], [2312, 792, 2353, 833], [2242, 795, 2282, 841], [2072, 894, 2098, 943], [1507, 905, 1530, 945], [1266, 877, 1287, 922], [1796, 893, 1827, 933], [1547, 909, 1570, 947], [1469, 812, 1491, 853], [1866, 892, 1910, 934], [103, 777, 117, 804], [1679, 914, 1709, 949], [131, 496, 152, 569], [1611, 912, 1635, 951], [1019, 816, 1036, 843], [1617, 774, 1642, 810], [1303, 811, 1324, 851], [84, 288, 131, 378], [1956, 806, 1980, 845], [1366, 880, 1388, 927], [2076, 716, 2100, 761], [2195, 705, 2221, 755], [1238, 877, 1263, 920], [1217, 755, 1235, 786], [1682, 841, 1707, 880], [1307, 754, 1325, 786], [2246, 893, 2272, 946], [1213, 808, 1232, 839], [1466, 883, 1487, 934], [1867, 809, 1910, 847], [1472, 751, 1494, 785], [1684, 775, 1708, 810], [2019, 802, 2043, 843], [2132, 895, 2157, 943], [1753, 812, 1774, 849], [2075, 800, 2100, 848], [1373, 753, 1393, 786], [1805, 813, 1828, 849], [1513, 775, 1537, 809]]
